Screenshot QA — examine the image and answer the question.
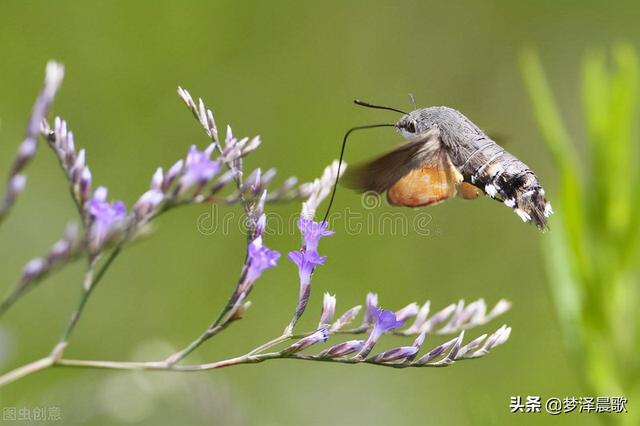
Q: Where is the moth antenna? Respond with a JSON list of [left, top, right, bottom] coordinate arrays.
[[353, 99, 408, 115], [408, 93, 417, 110], [322, 123, 396, 224]]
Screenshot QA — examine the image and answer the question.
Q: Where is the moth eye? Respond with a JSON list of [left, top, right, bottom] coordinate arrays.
[[406, 122, 416, 133]]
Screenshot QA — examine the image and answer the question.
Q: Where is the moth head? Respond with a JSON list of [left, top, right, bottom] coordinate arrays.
[[396, 112, 424, 138]]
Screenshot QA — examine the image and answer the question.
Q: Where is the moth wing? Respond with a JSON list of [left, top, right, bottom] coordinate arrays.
[[387, 152, 463, 207], [343, 128, 443, 194]]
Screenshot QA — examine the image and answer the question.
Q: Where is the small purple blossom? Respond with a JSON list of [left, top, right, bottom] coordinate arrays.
[[245, 239, 280, 284], [287, 250, 326, 285], [297, 218, 334, 253], [179, 144, 221, 189], [355, 306, 405, 360], [88, 187, 126, 249], [370, 306, 405, 339], [285, 249, 326, 334]]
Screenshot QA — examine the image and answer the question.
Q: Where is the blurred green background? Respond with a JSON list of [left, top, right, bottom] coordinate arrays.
[[0, 1, 638, 425]]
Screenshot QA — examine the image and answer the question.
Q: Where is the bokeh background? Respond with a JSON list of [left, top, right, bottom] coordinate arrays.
[[0, 1, 638, 425]]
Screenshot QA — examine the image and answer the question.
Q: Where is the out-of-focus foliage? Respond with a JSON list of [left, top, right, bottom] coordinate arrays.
[[521, 45, 640, 425]]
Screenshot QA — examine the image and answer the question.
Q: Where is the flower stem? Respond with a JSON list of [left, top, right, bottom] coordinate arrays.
[[0, 357, 53, 387], [165, 266, 250, 365], [247, 334, 293, 356], [165, 294, 245, 365], [53, 248, 121, 356]]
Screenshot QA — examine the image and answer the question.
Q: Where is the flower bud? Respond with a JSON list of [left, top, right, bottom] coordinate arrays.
[[362, 292, 378, 325], [150, 167, 164, 191], [133, 189, 164, 219], [318, 293, 336, 327], [163, 159, 183, 192], [318, 340, 364, 358], [395, 302, 419, 322], [329, 305, 362, 332], [22, 258, 46, 282], [9, 174, 27, 196], [79, 167, 92, 203], [282, 328, 329, 354], [71, 149, 86, 182], [368, 346, 419, 363]]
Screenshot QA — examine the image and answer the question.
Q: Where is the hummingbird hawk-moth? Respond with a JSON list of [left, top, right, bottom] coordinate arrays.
[[341, 101, 553, 230]]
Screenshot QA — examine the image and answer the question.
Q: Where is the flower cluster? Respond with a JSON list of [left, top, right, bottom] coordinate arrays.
[[282, 292, 512, 368], [44, 117, 94, 212], [0, 62, 64, 224], [0, 222, 81, 315], [285, 182, 339, 334]]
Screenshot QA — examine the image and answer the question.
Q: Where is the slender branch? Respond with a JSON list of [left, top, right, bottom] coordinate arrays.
[[50, 249, 121, 358], [1, 344, 471, 386], [165, 281, 249, 364], [0, 357, 53, 387], [247, 333, 297, 356], [56, 351, 470, 373], [164, 321, 230, 364], [0, 239, 82, 317]]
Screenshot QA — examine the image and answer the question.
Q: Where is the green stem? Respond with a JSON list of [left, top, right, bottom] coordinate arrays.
[[247, 334, 294, 356], [54, 248, 121, 353]]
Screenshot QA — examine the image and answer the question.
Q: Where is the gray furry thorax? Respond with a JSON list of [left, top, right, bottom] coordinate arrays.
[[397, 107, 486, 148]]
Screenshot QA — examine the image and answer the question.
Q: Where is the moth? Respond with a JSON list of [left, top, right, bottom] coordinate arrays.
[[343, 101, 553, 230]]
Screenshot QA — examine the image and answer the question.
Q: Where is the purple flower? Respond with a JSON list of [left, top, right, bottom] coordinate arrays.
[[246, 239, 280, 284], [297, 218, 334, 253], [369, 306, 405, 340], [180, 144, 221, 189], [355, 306, 405, 360], [284, 220, 332, 335], [287, 250, 326, 285], [88, 187, 126, 249]]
